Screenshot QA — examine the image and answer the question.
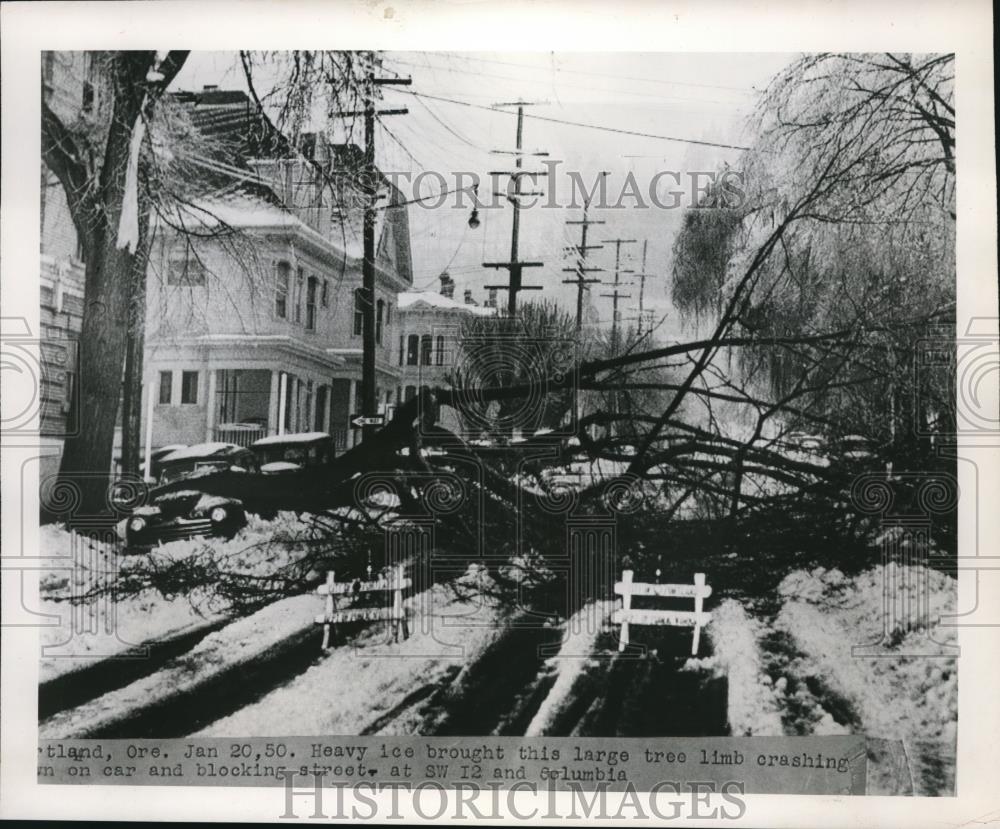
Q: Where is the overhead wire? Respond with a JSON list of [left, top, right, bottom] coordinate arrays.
[[385, 55, 753, 108], [386, 88, 753, 152], [431, 52, 759, 95]]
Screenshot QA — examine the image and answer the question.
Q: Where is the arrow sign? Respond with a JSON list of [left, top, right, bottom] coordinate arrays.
[[351, 414, 384, 428]]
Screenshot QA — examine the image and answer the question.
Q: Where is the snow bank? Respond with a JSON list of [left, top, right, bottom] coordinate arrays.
[[196, 570, 509, 737], [40, 593, 319, 738], [524, 601, 613, 737], [701, 599, 785, 736], [773, 564, 957, 795], [37, 514, 318, 683]]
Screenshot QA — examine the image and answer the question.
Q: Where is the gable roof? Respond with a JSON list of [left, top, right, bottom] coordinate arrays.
[[166, 89, 412, 285]]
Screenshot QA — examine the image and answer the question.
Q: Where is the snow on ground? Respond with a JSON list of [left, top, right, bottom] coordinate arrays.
[[37, 513, 318, 683], [770, 563, 957, 794], [692, 561, 956, 793], [40, 592, 320, 738], [699, 599, 785, 736], [195, 566, 509, 737], [524, 600, 614, 737]]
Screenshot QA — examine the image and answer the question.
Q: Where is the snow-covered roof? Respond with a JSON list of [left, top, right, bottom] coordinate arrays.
[[252, 431, 330, 446], [398, 291, 497, 317], [161, 442, 237, 462]]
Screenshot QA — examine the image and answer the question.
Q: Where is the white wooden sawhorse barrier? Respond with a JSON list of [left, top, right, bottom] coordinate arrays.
[[315, 564, 411, 649], [612, 570, 712, 656]]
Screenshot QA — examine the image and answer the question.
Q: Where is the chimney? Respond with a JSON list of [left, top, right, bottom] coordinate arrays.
[[439, 272, 454, 299], [485, 288, 498, 308], [464, 288, 477, 306]]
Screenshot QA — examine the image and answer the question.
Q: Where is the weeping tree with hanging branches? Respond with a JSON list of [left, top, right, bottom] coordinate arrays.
[[669, 53, 955, 483]]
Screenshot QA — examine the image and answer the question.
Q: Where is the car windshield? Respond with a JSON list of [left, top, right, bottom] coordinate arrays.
[[256, 444, 319, 465], [160, 458, 228, 484]]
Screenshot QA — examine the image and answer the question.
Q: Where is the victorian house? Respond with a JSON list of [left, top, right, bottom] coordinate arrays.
[[142, 87, 412, 453]]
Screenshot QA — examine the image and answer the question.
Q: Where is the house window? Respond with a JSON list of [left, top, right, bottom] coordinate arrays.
[[404, 385, 417, 402], [321, 279, 329, 307], [167, 247, 206, 286], [376, 299, 384, 344], [435, 335, 445, 366], [158, 371, 172, 405], [181, 370, 199, 404], [406, 334, 419, 366], [353, 289, 364, 336], [294, 267, 304, 323], [275, 261, 290, 318], [420, 335, 432, 366], [306, 276, 318, 331]]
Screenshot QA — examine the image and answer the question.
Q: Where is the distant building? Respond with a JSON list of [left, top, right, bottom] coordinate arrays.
[[396, 277, 495, 431], [143, 87, 412, 453]]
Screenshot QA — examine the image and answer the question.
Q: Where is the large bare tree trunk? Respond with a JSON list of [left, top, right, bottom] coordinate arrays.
[[120, 179, 152, 477]]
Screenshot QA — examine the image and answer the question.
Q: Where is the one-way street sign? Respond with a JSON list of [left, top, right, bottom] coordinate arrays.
[[351, 414, 384, 428]]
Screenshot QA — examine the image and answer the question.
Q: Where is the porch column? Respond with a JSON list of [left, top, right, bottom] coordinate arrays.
[[307, 381, 316, 432], [325, 383, 333, 432], [289, 377, 300, 433], [205, 368, 217, 442], [268, 370, 281, 436]]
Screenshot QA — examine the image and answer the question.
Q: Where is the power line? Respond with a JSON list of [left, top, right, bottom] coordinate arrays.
[[388, 88, 752, 152], [410, 91, 491, 152], [433, 53, 759, 95], [384, 56, 750, 107]]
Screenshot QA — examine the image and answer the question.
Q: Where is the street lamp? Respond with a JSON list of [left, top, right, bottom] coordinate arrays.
[[468, 183, 481, 229]]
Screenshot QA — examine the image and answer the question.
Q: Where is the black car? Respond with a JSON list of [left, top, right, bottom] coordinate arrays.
[[123, 443, 256, 550], [140, 443, 188, 482], [251, 431, 335, 473]]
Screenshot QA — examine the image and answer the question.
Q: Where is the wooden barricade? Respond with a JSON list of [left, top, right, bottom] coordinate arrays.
[[315, 564, 411, 649], [612, 570, 712, 656]]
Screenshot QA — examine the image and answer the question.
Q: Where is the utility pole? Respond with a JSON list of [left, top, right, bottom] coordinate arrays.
[[562, 199, 606, 331], [336, 54, 410, 441], [600, 238, 637, 356], [484, 101, 547, 316], [634, 240, 652, 335]]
